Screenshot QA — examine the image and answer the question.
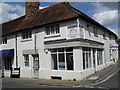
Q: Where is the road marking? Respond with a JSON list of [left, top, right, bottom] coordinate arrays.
[[88, 76, 99, 80], [91, 68, 120, 86]]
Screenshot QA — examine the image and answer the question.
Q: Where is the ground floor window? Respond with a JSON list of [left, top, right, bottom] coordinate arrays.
[[51, 47, 73, 70], [3, 57, 12, 70], [24, 55, 29, 66], [97, 49, 103, 65], [82, 47, 92, 69]]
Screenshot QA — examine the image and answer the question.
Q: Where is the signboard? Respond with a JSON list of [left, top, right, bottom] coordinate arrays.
[[67, 24, 80, 39]]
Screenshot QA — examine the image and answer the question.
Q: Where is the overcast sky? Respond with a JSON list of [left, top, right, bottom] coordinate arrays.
[[0, 1, 119, 35]]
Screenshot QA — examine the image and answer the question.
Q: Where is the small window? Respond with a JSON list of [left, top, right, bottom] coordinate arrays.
[[2, 37, 7, 44], [24, 55, 29, 66], [93, 27, 98, 37], [22, 30, 32, 39]]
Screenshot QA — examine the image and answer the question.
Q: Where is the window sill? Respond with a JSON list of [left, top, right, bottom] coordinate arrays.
[[44, 34, 60, 39], [21, 38, 32, 42]]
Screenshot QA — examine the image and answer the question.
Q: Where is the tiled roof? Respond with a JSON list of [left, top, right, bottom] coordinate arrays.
[[1, 2, 118, 38]]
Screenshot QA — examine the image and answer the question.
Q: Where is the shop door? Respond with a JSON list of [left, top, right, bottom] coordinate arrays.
[[33, 55, 39, 78]]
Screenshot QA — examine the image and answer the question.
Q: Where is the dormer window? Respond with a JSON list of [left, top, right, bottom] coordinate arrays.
[[22, 30, 32, 39], [45, 24, 60, 35], [2, 37, 7, 44]]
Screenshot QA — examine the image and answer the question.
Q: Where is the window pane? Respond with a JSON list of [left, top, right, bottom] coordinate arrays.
[[58, 53, 65, 70], [86, 53, 88, 68], [24, 55, 29, 66], [66, 47, 73, 52], [66, 53, 73, 70], [50, 49, 57, 53], [58, 48, 64, 52], [89, 53, 91, 68], [51, 54, 57, 70], [83, 53, 85, 69]]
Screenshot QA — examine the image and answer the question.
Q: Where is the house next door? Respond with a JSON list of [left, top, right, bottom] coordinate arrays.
[[33, 55, 39, 78]]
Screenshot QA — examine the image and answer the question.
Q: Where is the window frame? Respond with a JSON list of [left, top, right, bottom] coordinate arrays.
[[97, 49, 103, 66], [51, 47, 73, 70], [45, 24, 60, 36], [82, 47, 92, 70], [24, 55, 29, 67], [22, 30, 32, 40]]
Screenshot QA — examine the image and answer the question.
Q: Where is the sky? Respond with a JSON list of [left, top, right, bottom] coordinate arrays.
[[0, 1, 119, 36]]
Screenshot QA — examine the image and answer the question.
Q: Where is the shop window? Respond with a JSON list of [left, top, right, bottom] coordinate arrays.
[[82, 47, 92, 69], [45, 24, 60, 35], [97, 49, 103, 65], [24, 55, 29, 66], [22, 30, 32, 39], [51, 47, 73, 70]]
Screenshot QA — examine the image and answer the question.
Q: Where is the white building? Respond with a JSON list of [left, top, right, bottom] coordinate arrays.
[[0, 2, 118, 80]]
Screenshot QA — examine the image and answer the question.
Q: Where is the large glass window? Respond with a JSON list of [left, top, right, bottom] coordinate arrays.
[[83, 47, 92, 69], [97, 49, 103, 65], [51, 47, 73, 70]]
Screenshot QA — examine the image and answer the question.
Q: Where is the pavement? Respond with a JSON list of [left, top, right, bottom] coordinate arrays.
[[2, 61, 119, 88]]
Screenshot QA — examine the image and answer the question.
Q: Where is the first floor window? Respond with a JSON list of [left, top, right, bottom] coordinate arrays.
[[22, 30, 32, 39], [83, 47, 92, 69], [45, 24, 60, 35], [24, 55, 29, 66], [51, 47, 73, 70], [97, 49, 103, 65]]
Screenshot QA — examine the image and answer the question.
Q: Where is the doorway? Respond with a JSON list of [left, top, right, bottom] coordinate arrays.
[[32, 55, 39, 78]]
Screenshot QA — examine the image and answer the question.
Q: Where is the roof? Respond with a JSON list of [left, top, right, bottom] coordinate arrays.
[[2, 2, 118, 38]]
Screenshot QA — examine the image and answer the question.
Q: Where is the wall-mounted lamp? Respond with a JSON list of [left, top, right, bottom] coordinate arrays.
[[44, 49, 48, 54]]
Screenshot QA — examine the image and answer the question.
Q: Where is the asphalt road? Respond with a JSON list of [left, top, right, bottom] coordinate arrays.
[[1, 70, 119, 89], [2, 81, 66, 88], [93, 70, 119, 89]]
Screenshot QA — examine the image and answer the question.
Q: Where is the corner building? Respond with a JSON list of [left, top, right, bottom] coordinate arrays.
[[0, 2, 118, 80]]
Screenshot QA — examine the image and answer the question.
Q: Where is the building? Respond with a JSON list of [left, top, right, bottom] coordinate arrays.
[[0, 2, 118, 80]]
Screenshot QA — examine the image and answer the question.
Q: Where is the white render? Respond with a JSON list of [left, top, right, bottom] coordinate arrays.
[[1, 17, 118, 80]]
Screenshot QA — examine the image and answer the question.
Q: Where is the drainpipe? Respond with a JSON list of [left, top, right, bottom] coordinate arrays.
[[15, 34, 18, 68]]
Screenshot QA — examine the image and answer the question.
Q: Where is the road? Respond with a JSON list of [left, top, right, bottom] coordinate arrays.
[[1, 70, 119, 89], [93, 70, 119, 89]]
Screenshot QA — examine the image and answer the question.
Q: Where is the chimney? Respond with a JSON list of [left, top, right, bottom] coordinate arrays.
[[26, 0, 39, 18]]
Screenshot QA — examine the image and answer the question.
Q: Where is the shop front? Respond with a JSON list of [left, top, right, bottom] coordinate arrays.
[[0, 49, 14, 77]]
